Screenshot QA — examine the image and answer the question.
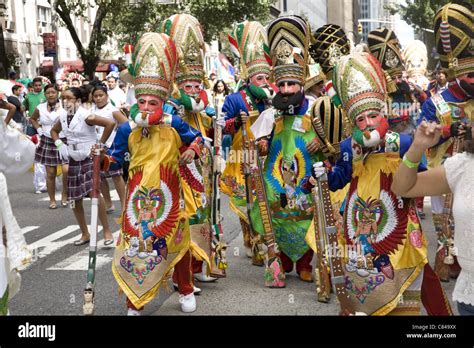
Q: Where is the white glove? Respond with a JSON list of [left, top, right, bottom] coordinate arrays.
[[36, 127, 44, 137], [312, 162, 326, 178], [54, 139, 69, 161], [203, 136, 213, 151]]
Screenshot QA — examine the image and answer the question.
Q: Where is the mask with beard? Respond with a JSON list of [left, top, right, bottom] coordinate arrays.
[[176, 89, 208, 112], [395, 80, 411, 96], [248, 83, 276, 100], [272, 91, 304, 112]]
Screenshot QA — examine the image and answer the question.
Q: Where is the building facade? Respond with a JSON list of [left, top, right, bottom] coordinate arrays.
[[277, 0, 328, 30], [0, 0, 117, 79], [327, 0, 360, 44]]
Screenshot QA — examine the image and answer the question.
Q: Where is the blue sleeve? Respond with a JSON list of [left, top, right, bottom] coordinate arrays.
[[222, 93, 248, 120], [222, 94, 237, 121], [399, 134, 427, 172], [417, 97, 438, 126], [328, 138, 353, 191], [107, 121, 132, 170], [171, 114, 203, 145]]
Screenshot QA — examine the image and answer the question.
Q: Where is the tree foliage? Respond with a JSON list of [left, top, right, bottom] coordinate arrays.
[[386, 0, 450, 33], [50, 0, 274, 79]]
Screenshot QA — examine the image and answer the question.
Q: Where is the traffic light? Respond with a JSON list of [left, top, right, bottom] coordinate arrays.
[[358, 23, 363, 34]]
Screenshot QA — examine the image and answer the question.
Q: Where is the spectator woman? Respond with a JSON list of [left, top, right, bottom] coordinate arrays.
[[29, 84, 69, 209], [212, 79, 232, 159], [212, 79, 230, 111], [392, 121, 474, 316], [50, 87, 115, 246]]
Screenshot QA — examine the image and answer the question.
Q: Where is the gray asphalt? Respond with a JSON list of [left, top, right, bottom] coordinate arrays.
[[6, 171, 457, 315]]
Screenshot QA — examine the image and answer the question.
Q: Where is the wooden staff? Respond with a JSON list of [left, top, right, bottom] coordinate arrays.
[[210, 99, 227, 278], [313, 163, 354, 314], [83, 143, 102, 315]]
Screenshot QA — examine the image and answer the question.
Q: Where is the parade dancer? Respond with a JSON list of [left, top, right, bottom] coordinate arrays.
[[101, 32, 203, 315], [417, 2, 473, 282], [250, 16, 325, 284], [313, 51, 430, 315], [162, 14, 218, 283], [220, 21, 276, 266]]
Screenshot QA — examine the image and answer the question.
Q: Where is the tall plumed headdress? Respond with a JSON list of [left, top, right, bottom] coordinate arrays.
[[310, 24, 351, 76], [332, 52, 387, 124], [403, 40, 428, 78], [161, 14, 206, 86], [368, 28, 404, 93], [434, 2, 473, 79], [228, 21, 272, 80], [267, 15, 310, 86], [125, 32, 178, 100]]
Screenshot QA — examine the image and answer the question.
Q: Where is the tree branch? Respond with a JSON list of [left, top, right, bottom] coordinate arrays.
[[52, 0, 87, 61]]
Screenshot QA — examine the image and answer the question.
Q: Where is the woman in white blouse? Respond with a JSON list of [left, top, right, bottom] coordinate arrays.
[[50, 87, 116, 246], [30, 84, 69, 209], [392, 121, 474, 316]]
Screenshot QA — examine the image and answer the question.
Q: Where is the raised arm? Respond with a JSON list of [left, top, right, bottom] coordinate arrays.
[[392, 121, 451, 198], [86, 114, 115, 144]]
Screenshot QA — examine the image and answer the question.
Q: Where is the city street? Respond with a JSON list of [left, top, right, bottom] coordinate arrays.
[[7, 170, 457, 316]]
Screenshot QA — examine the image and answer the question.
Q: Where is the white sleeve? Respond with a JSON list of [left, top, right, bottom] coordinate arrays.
[[443, 153, 466, 194]]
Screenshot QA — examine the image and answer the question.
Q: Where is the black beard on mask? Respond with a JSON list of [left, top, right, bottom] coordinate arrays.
[[396, 81, 411, 95], [272, 91, 304, 112]]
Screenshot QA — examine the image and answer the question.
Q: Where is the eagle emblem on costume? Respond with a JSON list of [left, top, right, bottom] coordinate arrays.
[[124, 166, 180, 239], [346, 188, 407, 256], [265, 137, 312, 211]]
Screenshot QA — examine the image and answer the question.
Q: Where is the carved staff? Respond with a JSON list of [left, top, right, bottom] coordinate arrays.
[[83, 143, 102, 315]]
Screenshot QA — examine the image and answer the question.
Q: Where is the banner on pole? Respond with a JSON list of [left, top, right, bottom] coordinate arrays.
[[43, 33, 57, 57]]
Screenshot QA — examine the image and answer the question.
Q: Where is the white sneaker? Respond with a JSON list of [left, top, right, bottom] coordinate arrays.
[[194, 263, 218, 282], [172, 282, 202, 295], [194, 273, 218, 282], [179, 293, 196, 313], [127, 308, 142, 316]]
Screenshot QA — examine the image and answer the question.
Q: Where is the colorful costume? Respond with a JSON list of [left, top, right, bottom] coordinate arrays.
[[328, 52, 428, 315], [250, 16, 324, 279], [220, 21, 274, 263], [103, 32, 203, 310], [161, 14, 216, 278]]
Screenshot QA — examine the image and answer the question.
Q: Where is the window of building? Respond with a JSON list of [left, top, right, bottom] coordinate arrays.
[[283, 0, 287, 12], [37, 6, 52, 33]]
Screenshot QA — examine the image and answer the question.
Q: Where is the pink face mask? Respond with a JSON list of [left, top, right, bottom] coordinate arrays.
[[137, 95, 164, 113]]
